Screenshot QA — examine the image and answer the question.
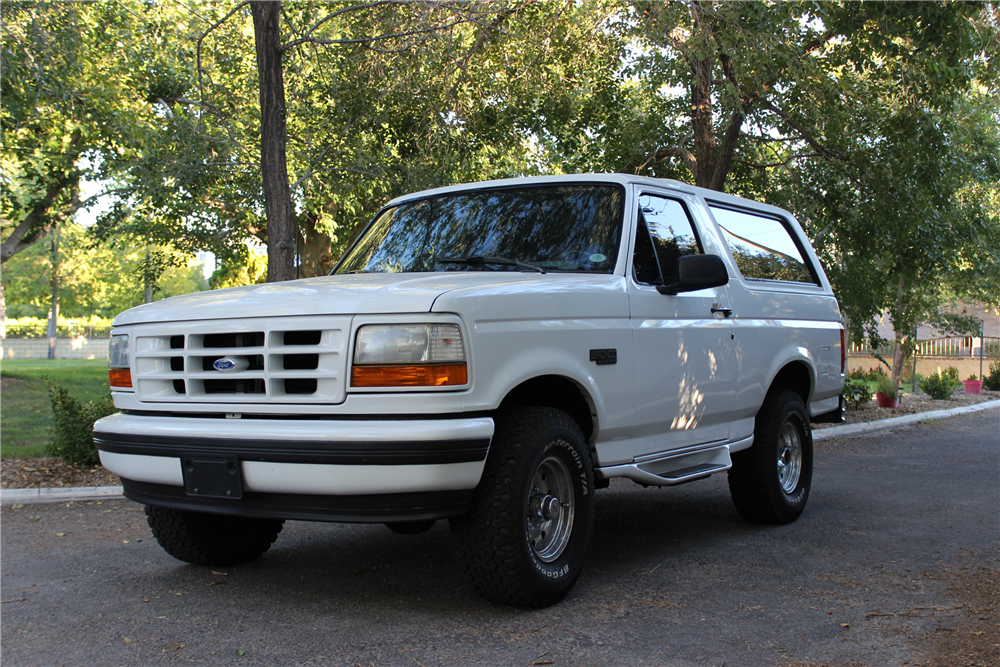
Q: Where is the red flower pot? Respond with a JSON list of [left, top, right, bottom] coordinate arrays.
[[963, 380, 983, 394], [875, 392, 898, 408]]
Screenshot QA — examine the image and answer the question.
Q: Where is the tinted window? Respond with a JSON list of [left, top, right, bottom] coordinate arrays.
[[632, 195, 702, 285], [335, 185, 624, 274], [710, 205, 816, 284]]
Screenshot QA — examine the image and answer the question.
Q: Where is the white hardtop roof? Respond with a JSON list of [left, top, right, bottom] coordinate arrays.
[[382, 173, 795, 219]]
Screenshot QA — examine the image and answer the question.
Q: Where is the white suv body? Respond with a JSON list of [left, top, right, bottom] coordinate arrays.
[[95, 174, 844, 606]]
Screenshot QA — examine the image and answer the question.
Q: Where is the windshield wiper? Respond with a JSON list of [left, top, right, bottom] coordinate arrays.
[[435, 255, 547, 274]]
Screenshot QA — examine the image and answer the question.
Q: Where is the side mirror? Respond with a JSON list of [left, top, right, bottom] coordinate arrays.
[[656, 254, 729, 296]]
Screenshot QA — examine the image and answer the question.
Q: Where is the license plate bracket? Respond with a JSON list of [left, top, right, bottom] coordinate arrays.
[[181, 456, 243, 499]]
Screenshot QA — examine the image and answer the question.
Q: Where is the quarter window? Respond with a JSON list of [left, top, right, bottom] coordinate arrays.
[[632, 195, 702, 285], [710, 205, 817, 284]]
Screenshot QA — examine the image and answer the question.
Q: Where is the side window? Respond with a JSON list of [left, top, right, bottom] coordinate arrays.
[[632, 195, 702, 285], [710, 205, 817, 284]]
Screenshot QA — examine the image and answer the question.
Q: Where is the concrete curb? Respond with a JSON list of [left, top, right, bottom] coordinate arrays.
[[813, 398, 1000, 441], [2, 485, 124, 505], [2, 400, 997, 505]]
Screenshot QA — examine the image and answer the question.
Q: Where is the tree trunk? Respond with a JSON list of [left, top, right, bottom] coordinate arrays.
[[688, 54, 715, 189], [144, 247, 153, 304], [298, 212, 335, 278], [251, 0, 296, 283], [0, 282, 6, 339], [889, 275, 907, 390], [47, 227, 60, 360]]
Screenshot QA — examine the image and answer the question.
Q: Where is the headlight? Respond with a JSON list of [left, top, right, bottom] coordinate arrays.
[[351, 324, 467, 387], [108, 334, 132, 389]]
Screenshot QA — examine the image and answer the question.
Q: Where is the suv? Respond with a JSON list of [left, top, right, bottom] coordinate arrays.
[[95, 174, 844, 607]]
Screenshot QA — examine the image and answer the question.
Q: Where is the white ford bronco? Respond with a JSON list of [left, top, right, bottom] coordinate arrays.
[[95, 174, 845, 607]]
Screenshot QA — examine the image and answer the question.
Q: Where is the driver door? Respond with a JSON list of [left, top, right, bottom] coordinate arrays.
[[628, 191, 737, 458]]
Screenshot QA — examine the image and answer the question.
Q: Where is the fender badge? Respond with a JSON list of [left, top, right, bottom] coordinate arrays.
[[589, 349, 617, 366], [213, 358, 238, 372]]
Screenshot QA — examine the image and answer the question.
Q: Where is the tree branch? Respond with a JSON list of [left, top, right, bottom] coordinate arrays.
[[733, 153, 820, 169], [637, 145, 699, 178], [197, 1, 251, 116], [280, 0, 415, 52], [1, 131, 84, 264], [282, 19, 467, 52], [761, 99, 847, 162]]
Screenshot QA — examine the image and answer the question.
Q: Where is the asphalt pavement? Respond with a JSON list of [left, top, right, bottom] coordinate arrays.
[[2, 411, 998, 667]]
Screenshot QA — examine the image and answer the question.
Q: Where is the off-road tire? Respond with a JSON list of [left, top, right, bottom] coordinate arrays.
[[451, 407, 595, 608], [145, 506, 284, 566], [728, 389, 813, 524]]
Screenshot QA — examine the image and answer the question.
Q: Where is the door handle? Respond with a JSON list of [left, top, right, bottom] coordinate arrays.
[[711, 306, 733, 318]]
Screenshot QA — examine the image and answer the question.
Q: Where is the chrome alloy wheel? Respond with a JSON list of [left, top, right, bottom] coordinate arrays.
[[526, 453, 575, 562], [776, 421, 803, 493]]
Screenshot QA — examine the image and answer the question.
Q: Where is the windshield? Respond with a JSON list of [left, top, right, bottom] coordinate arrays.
[[334, 184, 625, 275]]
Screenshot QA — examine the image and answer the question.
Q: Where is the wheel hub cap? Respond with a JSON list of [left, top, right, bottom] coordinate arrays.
[[526, 453, 575, 562], [776, 421, 803, 494]]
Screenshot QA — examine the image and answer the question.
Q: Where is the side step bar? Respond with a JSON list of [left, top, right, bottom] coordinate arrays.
[[595, 436, 752, 487]]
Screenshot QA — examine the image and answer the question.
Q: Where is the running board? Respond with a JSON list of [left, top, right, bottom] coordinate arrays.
[[596, 441, 745, 487]]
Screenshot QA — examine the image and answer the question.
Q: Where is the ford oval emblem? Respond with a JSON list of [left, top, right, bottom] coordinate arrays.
[[213, 358, 237, 372]]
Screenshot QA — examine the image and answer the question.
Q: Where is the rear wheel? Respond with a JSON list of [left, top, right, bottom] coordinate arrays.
[[452, 407, 594, 607], [145, 506, 284, 566], [728, 389, 813, 524]]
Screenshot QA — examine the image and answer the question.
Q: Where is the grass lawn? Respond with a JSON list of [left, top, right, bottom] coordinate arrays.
[[1, 359, 110, 459]]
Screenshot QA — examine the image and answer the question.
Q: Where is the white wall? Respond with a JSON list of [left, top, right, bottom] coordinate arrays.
[[1, 337, 110, 361]]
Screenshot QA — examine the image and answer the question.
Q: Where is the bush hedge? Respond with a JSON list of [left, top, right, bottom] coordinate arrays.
[[4, 316, 114, 339], [44, 378, 116, 468]]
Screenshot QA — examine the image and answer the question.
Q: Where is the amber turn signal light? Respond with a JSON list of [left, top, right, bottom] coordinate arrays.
[[109, 368, 133, 388], [351, 363, 467, 387]]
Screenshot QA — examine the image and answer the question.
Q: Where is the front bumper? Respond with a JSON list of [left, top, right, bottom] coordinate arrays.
[[94, 413, 494, 522]]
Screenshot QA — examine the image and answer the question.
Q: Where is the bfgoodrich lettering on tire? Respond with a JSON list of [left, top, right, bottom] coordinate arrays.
[[728, 389, 813, 524], [451, 407, 595, 607]]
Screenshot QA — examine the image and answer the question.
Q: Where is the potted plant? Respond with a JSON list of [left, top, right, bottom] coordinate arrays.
[[962, 374, 983, 394], [875, 375, 899, 408]]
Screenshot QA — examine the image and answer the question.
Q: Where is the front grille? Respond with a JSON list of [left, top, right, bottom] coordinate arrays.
[[130, 316, 350, 404]]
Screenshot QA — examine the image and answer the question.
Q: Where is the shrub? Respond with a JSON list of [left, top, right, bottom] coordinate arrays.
[[845, 378, 872, 410], [866, 366, 888, 381], [941, 366, 961, 384], [4, 316, 114, 339], [44, 379, 116, 468], [875, 374, 898, 400], [919, 371, 957, 400], [847, 368, 867, 381], [984, 361, 1000, 391]]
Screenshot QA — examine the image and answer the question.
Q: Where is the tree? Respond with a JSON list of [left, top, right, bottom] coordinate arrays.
[[2, 1, 144, 263], [617, 1, 991, 192], [1, 222, 207, 320]]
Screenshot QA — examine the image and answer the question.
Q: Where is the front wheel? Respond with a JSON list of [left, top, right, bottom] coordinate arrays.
[[728, 389, 813, 524], [451, 407, 595, 607], [145, 506, 284, 566]]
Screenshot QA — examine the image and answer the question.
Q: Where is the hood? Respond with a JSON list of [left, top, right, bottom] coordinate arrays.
[[112, 272, 544, 326]]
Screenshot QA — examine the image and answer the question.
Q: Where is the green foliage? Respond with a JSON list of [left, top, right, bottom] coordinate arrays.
[[43, 378, 116, 468], [1, 221, 206, 318], [920, 369, 959, 400], [845, 379, 873, 410], [983, 361, 1000, 391], [1, 360, 110, 458], [875, 374, 899, 400], [3, 316, 113, 338], [210, 249, 268, 290]]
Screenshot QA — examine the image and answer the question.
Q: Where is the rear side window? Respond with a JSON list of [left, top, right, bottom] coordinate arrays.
[[709, 205, 817, 285], [632, 195, 702, 285]]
